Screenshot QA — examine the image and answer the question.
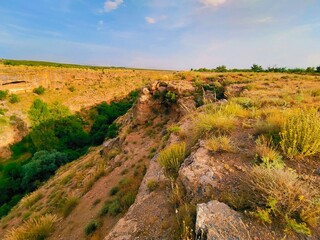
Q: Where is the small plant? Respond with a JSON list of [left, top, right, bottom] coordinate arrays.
[[9, 94, 20, 104], [255, 136, 284, 169], [168, 125, 181, 133], [205, 136, 234, 153], [33, 86, 46, 95], [158, 142, 186, 179], [4, 214, 60, 240], [84, 219, 99, 236], [280, 108, 320, 158], [146, 179, 158, 192]]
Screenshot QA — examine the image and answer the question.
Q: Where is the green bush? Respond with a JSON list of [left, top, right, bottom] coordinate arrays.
[[9, 94, 20, 104], [84, 220, 99, 236], [109, 186, 119, 196], [280, 108, 320, 158], [33, 86, 46, 95], [108, 199, 121, 216], [158, 142, 186, 179], [68, 86, 75, 92], [0, 90, 8, 100]]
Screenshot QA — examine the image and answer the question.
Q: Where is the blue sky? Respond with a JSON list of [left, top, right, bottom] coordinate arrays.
[[0, 0, 319, 70]]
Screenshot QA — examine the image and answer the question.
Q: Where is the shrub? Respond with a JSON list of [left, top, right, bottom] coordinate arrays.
[[158, 142, 186, 179], [84, 219, 99, 236], [4, 214, 60, 240], [68, 86, 75, 92], [109, 186, 119, 196], [255, 136, 284, 169], [98, 202, 110, 216], [33, 86, 46, 95], [9, 94, 20, 104], [280, 108, 320, 158], [0, 90, 8, 100], [205, 136, 234, 153], [108, 199, 121, 216], [146, 179, 158, 192], [242, 166, 319, 235]]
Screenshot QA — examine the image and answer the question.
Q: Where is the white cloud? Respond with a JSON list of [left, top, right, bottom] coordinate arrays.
[[145, 17, 156, 24], [199, 0, 227, 7], [103, 0, 123, 12]]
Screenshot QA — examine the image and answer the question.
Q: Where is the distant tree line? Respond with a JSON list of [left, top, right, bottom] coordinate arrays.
[[0, 90, 139, 218], [192, 64, 320, 74]]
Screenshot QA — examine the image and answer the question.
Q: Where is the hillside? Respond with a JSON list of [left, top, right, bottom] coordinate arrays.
[[0, 69, 320, 240], [0, 62, 173, 159]]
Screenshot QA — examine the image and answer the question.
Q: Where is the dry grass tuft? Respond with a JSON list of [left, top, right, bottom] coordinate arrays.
[[158, 142, 186, 179], [242, 166, 320, 235], [205, 136, 235, 153], [4, 214, 60, 240], [255, 136, 284, 168]]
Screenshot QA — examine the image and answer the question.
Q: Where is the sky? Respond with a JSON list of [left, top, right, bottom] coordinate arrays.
[[0, 0, 320, 70]]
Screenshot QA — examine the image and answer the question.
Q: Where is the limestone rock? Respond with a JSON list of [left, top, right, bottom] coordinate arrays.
[[179, 147, 220, 200], [167, 81, 195, 96], [196, 200, 250, 240]]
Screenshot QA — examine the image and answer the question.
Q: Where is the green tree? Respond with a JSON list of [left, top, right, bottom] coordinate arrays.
[[28, 99, 50, 126], [215, 65, 227, 72], [316, 66, 320, 73], [251, 64, 264, 72]]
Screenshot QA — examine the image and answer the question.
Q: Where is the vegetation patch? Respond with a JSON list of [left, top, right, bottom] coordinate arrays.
[[84, 219, 100, 236], [205, 136, 235, 153], [158, 142, 186, 179], [242, 166, 319, 236], [4, 214, 60, 240], [33, 86, 46, 95], [280, 108, 320, 158]]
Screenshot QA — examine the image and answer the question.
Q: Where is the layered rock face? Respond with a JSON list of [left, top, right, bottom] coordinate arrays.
[[0, 65, 106, 93]]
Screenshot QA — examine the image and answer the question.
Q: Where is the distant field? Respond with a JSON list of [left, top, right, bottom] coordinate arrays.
[[0, 59, 171, 72]]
